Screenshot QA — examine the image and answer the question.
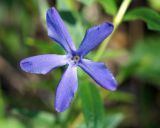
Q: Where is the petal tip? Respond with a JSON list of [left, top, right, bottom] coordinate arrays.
[[105, 22, 113, 27], [51, 6, 56, 11], [47, 7, 56, 12], [55, 107, 64, 113], [110, 86, 117, 91], [20, 60, 32, 72], [104, 22, 114, 31], [109, 81, 118, 91], [55, 103, 67, 112]]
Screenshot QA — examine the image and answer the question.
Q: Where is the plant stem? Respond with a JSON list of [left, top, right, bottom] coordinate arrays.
[[94, 0, 132, 61]]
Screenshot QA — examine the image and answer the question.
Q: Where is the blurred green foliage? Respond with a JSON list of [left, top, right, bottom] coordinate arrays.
[[124, 7, 160, 31], [79, 76, 104, 128], [119, 37, 160, 85], [98, 0, 117, 16], [0, 0, 160, 128]]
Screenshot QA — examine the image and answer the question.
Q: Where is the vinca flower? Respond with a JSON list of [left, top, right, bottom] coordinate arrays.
[[20, 7, 117, 112]]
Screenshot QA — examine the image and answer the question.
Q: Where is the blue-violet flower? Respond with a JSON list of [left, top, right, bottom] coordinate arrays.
[[20, 7, 117, 112]]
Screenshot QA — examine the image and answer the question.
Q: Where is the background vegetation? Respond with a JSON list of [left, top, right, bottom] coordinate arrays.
[[0, 0, 160, 128]]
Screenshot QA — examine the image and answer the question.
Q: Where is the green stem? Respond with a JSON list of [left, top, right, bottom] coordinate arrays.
[[94, 0, 132, 61]]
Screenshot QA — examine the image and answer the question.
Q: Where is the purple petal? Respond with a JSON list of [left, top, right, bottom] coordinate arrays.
[[77, 22, 113, 57], [20, 54, 67, 74], [46, 7, 76, 53], [79, 59, 117, 91], [55, 65, 77, 112]]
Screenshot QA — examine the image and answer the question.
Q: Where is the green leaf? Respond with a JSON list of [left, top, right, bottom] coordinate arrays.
[[79, 73, 104, 128], [105, 113, 124, 128], [78, 0, 95, 6], [124, 7, 160, 31], [98, 0, 117, 16]]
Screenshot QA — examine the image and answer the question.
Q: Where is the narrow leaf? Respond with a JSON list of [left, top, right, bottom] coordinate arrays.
[[124, 7, 160, 31], [79, 73, 104, 128], [105, 113, 124, 128]]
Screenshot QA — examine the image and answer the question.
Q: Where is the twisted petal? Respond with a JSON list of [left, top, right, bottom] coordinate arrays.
[[46, 7, 76, 53], [55, 65, 77, 112], [77, 22, 113, 57], [79, 59, 117, 91], [20, 54, 67, 74]]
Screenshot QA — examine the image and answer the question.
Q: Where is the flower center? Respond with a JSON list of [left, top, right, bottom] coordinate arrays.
[[72, 55, 80, 63]]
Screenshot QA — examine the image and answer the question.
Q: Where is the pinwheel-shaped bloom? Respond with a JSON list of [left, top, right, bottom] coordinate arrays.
[[20, 7, 117, 112]]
